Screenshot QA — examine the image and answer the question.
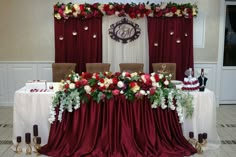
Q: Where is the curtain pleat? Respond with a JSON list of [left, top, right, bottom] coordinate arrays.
[[40, 96, 196, 157], [148, 17, 194, 80]]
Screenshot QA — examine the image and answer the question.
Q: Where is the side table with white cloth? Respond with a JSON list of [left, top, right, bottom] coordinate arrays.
[[12, 85, 55, 152], [182, 88, 221, 150]]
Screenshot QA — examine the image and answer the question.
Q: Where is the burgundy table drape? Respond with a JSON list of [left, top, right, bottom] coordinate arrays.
[[39, 96, 196, 157]]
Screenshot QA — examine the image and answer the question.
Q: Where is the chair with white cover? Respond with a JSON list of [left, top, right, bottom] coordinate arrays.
[[52, 63, 77, 82], [152, 63, 176, 80], [86, 63, 111, 73], [119, 63, 144, 73]]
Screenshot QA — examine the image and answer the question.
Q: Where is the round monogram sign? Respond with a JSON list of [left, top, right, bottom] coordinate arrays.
[[109, 18, 141, 43]]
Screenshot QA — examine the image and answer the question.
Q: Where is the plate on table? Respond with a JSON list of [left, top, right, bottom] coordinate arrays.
[[171, 80, 183, 85]]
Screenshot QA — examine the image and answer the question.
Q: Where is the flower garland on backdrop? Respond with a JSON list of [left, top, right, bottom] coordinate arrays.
[[54, 2, 198, 20], [49, 71, 194, 124]]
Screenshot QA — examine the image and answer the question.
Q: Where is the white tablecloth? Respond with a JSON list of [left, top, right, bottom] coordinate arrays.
[[182, 89, 221, 150], [12, 87, 54, 146], [12, 86, 220, 150]]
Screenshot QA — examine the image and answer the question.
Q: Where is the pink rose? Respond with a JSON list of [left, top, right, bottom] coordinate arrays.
[[149, 87, 156, 95], [112, 89, 120, 96]]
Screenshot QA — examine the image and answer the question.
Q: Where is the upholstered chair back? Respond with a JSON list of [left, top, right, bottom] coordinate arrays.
[[119, 63, 144, 73], [152, 63, 176, 80], [86, 63, 111, 73], [52, 63, 77, 82]]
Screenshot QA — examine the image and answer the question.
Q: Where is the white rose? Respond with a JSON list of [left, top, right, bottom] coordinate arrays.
[[69, 83, 75, 89], [84, 85, 91, 94], [156, 82, 161, 88], [131, 85, 140, 93], [145, 5, 151, 10], [152, 82, 157, 87], [160, 3, 167, 9], [140, 90, 146, 95], [74, 77, 78, 82], [164, 80, 169, 86], [115, 11, 119, 16], [66, 80, 71, 84], [122, 72, 126, 77], [109, 5, 113, 9], [117, 81, 124, 88], [150, 76, 156, 82], [131, 72, 138, 77], [65, 6, 72, 14], [159, 74, 163, 79], [55, 13, 61, 20], [73, 4, 79, 10]]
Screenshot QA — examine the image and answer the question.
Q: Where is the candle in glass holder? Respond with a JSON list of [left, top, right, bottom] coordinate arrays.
[[203, 133, 208, 139], [198, 133, 203, 143], [25, 133, 31, 144], [36, 137, 41, 144], [16, 136, 21, 143], [33, 125, 38, 137], [189, 131, 194, 138]]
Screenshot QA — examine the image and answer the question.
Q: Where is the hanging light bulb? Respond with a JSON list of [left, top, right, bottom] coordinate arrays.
[[93, 34, 97, 38], [170, 31, 174, 35], [59, 36, 64, 40], [176, 39, 181, 43], [84, 26, 88, 30], [154, 43, 158, 47], [72, 31, 77, 36]]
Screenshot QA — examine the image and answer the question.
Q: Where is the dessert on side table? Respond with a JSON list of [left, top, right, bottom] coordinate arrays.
[[182, 68, 200, 91]]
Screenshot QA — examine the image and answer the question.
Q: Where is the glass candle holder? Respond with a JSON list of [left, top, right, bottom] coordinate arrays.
[[15, 136, 22, 153], [198, 133, 203, 143], [25, 133, 32, 155]]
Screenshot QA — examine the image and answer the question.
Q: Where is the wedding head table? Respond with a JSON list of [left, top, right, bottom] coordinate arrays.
[[12, 71, 219, 156]]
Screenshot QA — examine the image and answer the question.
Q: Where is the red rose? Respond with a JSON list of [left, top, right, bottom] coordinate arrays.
[[129, 82, 136, 88], [129, 12, 136, 18], [93, 3, 99, 8], [125, 72, 131, 77], [64, 84, 69, 89], [103, 4, 109, 12], [75, 81, 80, 88], [154, 74, 159, 82], [139, 4, 145, 10], [112, 77, 118, 84], [99, 78, 104, 83], [80, 79, 88, 86], [109, 84, 115, 90], [150, 87, 156, 95], [171, 6, 177, 13], [99, 86, 106, 91], [79, 4, 85, 11]]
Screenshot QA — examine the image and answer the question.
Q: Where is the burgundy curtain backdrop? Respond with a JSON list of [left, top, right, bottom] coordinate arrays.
[[54, 17, 102, 73], [148, 17, 194, 80], [55, 17, 193, 78], [39, 96, 196, 157]]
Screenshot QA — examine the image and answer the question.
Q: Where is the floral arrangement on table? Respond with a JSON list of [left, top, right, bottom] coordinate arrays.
[[49, 71, 194, 124], [54, 2, 198, 20]]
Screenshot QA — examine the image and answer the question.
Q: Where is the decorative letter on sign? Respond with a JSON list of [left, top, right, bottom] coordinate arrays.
[[109, 18, 141, 44]]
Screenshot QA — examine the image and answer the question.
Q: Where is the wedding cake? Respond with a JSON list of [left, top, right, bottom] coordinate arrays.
[[181, 68, 199, 91]]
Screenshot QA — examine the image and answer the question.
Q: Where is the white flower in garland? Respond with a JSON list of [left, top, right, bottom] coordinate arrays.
[[49, 71, 194, 124], [84, 85, 91, 94], [117, 81, 124, 88]]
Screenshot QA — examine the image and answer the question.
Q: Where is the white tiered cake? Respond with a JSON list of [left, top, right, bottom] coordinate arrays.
[[181, 68, 199, 91]]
